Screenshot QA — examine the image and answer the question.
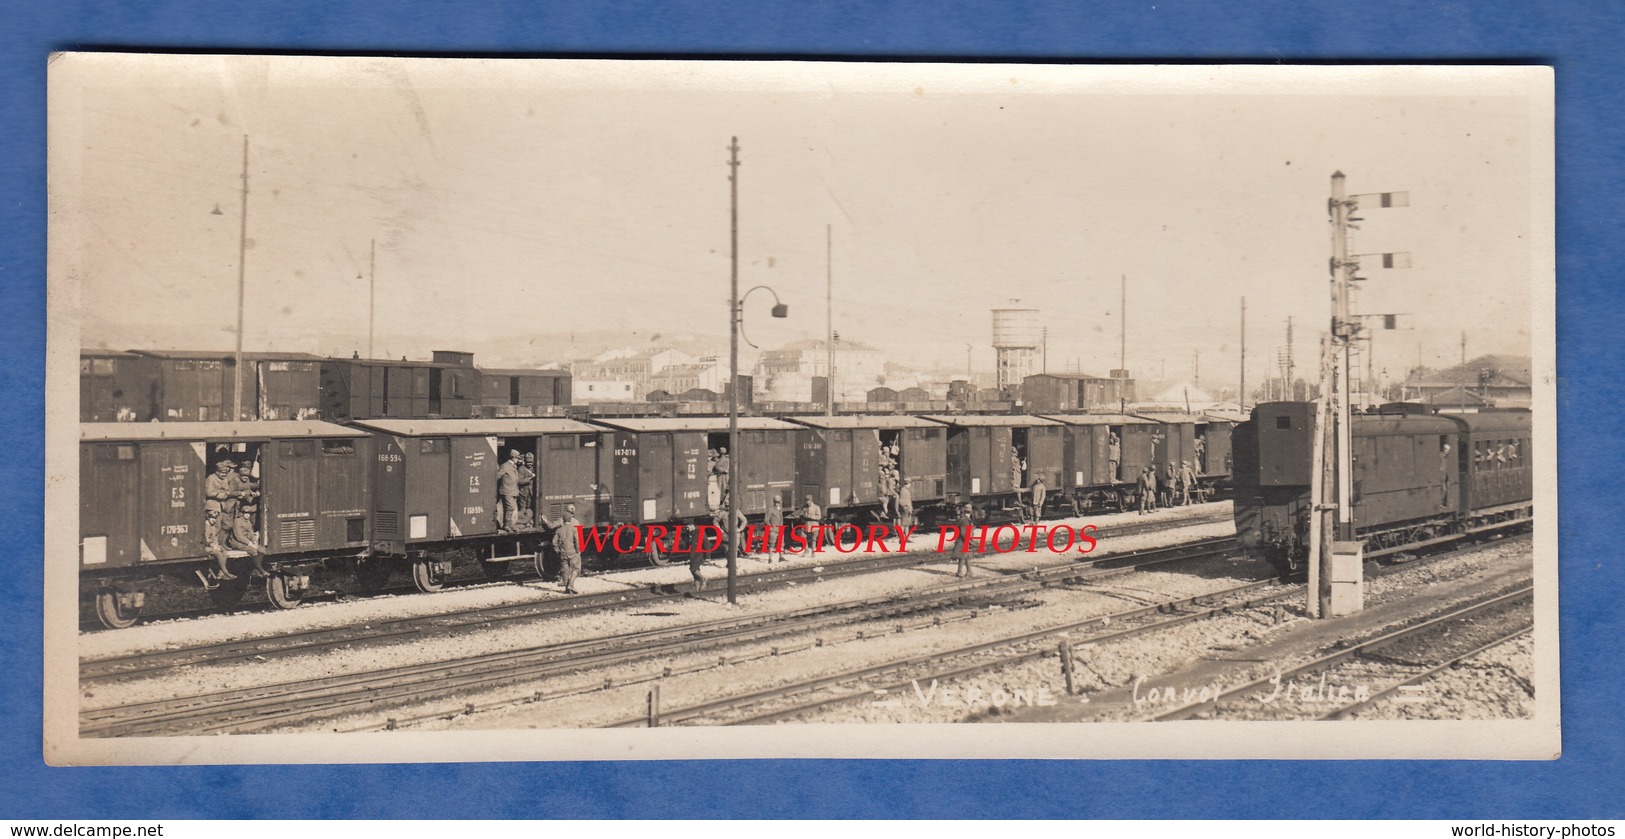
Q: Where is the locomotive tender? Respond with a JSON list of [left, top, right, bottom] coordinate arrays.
[[1231, 402, 1533, 573]]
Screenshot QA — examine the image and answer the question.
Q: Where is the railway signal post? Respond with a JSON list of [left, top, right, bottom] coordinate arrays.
[[1315, 171, 1408, 617]]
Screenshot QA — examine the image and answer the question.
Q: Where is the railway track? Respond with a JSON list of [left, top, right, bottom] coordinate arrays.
[[79, 535, 1241, 737], [81, 511, 1233, 683], [604, 533, 1531, 726], [79, 507, 1233, 631], [1148, 583, 1534, 721]]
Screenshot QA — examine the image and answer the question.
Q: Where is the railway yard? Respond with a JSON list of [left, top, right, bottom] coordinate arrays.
[[76, 500, 1535, 736]]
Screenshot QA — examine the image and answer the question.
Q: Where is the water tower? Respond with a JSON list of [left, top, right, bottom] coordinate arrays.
[[992, 308, 1041, 391]]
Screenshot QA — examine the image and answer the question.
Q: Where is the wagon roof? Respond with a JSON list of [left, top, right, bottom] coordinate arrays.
[[921, 414, 1063, 427], [786, 415, 947, 430], [588, 417, 803, 432], [1133, 412, 1205, 423], [130, 349, 328, 361], [1349, 414, 1462, 435], [351, 418, 602, 436], [476, 367, 571, 377], [1439, 410, 1533, 435], [1039, 413, 1156, 426], [80, 349, 142, 358], [81, 420, 367, 441]]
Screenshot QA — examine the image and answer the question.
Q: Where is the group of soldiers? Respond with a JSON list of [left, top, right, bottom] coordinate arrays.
[[1135, 460, 1200, 514], [876, 440, 916, 527], [495, 449, 538, 532], [707, 446, 731, 508], [201, 456, 265, 582]]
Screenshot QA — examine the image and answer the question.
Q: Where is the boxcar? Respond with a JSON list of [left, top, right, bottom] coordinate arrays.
[[1042, 414, 1159, 512], [80, 350, 160, 422], [320, 356, 479, 422], [1443, 411, 1534, 533], [592, 417, 800, 526], [923, 414, 1063, 516], [80, 420, 372, 627], [477, 367, 573, 413], [351, 418, 606, 589], [785, 415, 948, 519]]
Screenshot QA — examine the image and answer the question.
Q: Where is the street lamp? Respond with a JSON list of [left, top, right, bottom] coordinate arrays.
[[726, 284, 788, 605]]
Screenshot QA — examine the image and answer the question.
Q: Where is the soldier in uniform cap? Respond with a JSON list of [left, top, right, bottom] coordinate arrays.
[[553, 503, 583, 594], [1028, 474, 1047, 522], [799, 494, 822, 557], [517, 452, 537, 528], [202, 459, 238, 580], [496, 449, 522, 532]]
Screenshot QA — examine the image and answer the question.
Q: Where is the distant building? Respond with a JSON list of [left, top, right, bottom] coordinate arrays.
[[1405, 355, 1531, 409], [573, 346, 705, 403], [757, 339, 884, 402]]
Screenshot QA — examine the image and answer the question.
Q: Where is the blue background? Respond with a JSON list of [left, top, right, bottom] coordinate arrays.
[[4, 0, 1619, 819]]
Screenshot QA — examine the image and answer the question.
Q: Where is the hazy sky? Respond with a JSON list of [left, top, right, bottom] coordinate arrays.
[[54, 57, 1548, 387]]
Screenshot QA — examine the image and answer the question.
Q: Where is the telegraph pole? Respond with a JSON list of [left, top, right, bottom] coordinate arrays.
[[726, 137, 742, 606], [1239, 297, 1246, 410], [368, 238, 377, 359], [825, 224, 834, 416], [232, 135, 250, 421], [1119, 274, 1128, 413]]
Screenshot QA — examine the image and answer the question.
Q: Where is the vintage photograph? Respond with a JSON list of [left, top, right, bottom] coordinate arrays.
[[44, 55, 1556, 764]]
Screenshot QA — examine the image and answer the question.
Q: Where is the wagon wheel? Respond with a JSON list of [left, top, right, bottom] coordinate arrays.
[[93, 589, 141, 630], [646, 539, 671, 567], [208, 572, 252, 611], [265, 574, 304, 610], [353, 558, 394, 594], [411, 555, 447, 593]]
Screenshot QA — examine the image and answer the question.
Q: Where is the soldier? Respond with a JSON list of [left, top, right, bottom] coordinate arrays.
[[553, 503, 582, 594], [1179, 460, 1196, 506], [1108, 432, 1122, 481], [687, 523, 708, 592], [955, 503, 976, 578], [1162, 464, 1177, 508], [713, 447, 731, 503], [517, 452, 537, 528], [1194, 436, 1207, 473], [227, 496, 267, 577], [799, 494, 822, 557], [1029, 474, 1047, 521], [764, 496, 786, 563], [206, 458, 238, 527], [1009, 446, 1024, 499], [201, 508, 234, 581], [496, 449, 522, 532], [896, 479, 915, 531], [1138, 466, 1155, 515], [878, 467, 897, 518]]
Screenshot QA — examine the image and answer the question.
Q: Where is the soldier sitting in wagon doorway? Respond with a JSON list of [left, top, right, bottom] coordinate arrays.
[[229, 465, 266, 575]]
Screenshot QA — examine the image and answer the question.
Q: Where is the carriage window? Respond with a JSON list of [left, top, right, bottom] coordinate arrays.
[[831, 430, 851, 442], [92, 358, 116, 376], [579, 434, 598, 448], [419, 439, 448, 454], [1276, 416, 1292, 429], [924, 428, 942, 440], [549, 436, 575, 450], [322, 439, 356, 455]]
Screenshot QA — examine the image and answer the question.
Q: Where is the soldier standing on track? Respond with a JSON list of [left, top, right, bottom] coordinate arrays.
[[955, 503, 976, 578], [553, 503, 582, 594], [496, 449, 522, 532], [799, 494, 822, 557], [896, 480, 914, 531], [1029, 474, 1047, 522], [517, 452, 537, 528], [764, 496, 786, 563], [1179, 460, 1196, 506], [1138, 466, 1156, 515]]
